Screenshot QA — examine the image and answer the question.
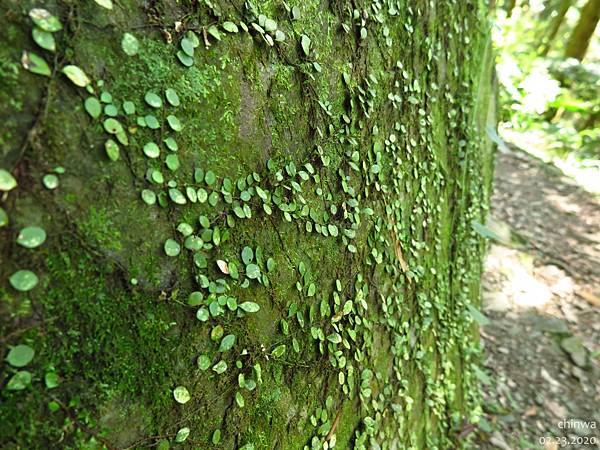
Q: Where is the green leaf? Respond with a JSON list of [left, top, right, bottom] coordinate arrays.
[[327, 333, 342, 344], [151, 169, 163, 184], [103, 103, 117, 117], [235, 391, 245, 408], [229, 262, 239, 280], [175, 427, 190, 443], [164, 137, 178, 153], [212, 429, 222, 444], [177, 50, 194, 67], [204, 171, 216, 185], [16, 226, 46, 248], [21, 51, 51, 77], [165, 88, 180, 107], [245, 264, 260, 279], [121, 33, 139, 56], [471, 220, 503, 242], [62, 65, 91, 87], [301, 34, 311, 56], [264, 18, 277, 32], [29, 8, 62, 32], [141, 189, 156, 205], [291, 6, 301, 20], [93, 0, 113, 9], [212, 226, 221, 246], [144, 114, 160, 129], [32, 28, 56, 52], [239, 301, 260, 313], [211, 325, 224, 341], [6, 345, 35, 367], [143, 142, 160, 158], [0, 169, 17, 191], [164, 239, 181, 257], [241, 246, 253, 264], [5, 371, 32, 391], [169, 188, 186, 205], [272, 344, 286, 357], [9, 270, 39, 292], [226, 296, 237, 310], [184, 235, 202, 251], [218, 334, 236, 352], [144, 91, 162, 108], [103, 118, 124, 134], [207, 25, 222, 41], [165, 154, 180, 171], [173, 386, 191, 404], [123, 101, 135, 115], [467, 305, 490, 326], [104, 139, 120, 161], [222, 21, 239, 33], [194, 355, 210, 372], [181, 38, 195, 57], [42, 174, 59, 190], [188, 291, 203, 306], [100, 91, 112, 103], [185, 30, 200, 47], [167, 115, 183, 131], [177, 223, 193, 237], [44, 372, 59, 389], [84, 97, 102, 118], [196, 307, 209, 322], [212, 360, 227, 374], [342, 300, 353, 315], [0, 207, 8, 227]]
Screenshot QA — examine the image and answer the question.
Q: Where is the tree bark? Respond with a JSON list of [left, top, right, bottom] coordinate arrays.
[[0, 0, 496, 448], [540, 0, 574, 56], [506, 0, 518, 17], [565, 0, 600, 60]]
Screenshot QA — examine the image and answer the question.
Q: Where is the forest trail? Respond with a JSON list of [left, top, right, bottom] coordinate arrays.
[[477, 139, 600, 449]]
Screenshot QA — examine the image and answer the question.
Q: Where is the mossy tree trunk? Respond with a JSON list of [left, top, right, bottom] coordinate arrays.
[[564, 0, 600, 60], [0, 0, 495, 449]]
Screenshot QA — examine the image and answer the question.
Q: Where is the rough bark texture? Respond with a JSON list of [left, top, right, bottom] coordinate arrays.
[[564, 0, 600, 60], [0, 0, 495, 449]]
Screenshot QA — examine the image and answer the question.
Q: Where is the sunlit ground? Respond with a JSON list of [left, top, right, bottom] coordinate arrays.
[[501, 126, 600, 196]]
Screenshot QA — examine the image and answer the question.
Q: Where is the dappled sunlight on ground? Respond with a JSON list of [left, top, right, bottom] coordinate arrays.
[[476, 140, 600, 450], [483, 245, 560, 311], [501, 126, 600, 196]]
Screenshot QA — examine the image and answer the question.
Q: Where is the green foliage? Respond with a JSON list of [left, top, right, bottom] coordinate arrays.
[[495, 3, 600, 158]]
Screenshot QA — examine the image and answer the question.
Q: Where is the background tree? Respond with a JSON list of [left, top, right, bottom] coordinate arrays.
[[540, 0, 574, 55], [565, 0, 600, 60], [0, 0, 496, 448]]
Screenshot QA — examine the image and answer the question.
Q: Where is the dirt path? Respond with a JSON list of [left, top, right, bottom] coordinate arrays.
[[475, 145, 600, 449]]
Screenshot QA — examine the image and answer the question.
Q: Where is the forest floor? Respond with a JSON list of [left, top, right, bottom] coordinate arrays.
[[475, 136, 600, 450]]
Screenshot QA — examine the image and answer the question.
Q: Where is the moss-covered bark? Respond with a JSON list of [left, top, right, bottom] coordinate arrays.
[[0, 0, 496, 449]]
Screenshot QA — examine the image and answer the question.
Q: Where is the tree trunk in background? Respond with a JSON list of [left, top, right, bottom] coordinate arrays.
[[565, 0, 600, 60], [540, 0, 573, 56], [0, 1, 495, 449], [506, 0, 518, 17]]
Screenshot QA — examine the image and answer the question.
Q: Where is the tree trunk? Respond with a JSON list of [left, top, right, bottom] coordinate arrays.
[[506, 0, 518, 17], [565, 0, 600, 60], [540, 0, 573, 56], [0, 1, 496, 449]]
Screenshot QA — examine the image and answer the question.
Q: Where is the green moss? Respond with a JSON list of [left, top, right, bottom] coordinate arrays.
[[77, 206, 123, 252]]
